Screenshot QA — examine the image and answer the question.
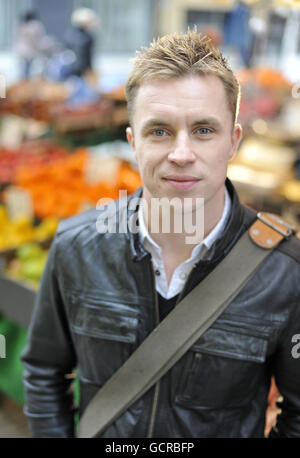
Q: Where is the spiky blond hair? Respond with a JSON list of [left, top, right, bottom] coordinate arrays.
[[125, 28, 240, 126]]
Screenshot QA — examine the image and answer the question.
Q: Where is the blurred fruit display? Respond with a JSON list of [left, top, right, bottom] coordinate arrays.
[[280, 180, 300, 203], [50, 98, 114, 133], [236, 67, 292, 91], [0, 79, 128, 133], [12, 148, 142, 219], [0, 145, 142, 290], [4, 242, 49, 289], [236, 67, 292, 126], [0, 139, 70, 185], [0, 79, 69, 122], [0, 205, 58, 251]]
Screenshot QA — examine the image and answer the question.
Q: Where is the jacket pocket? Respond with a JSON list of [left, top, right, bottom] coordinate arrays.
[[71, 302, 138, 344], [173, 326, 269, 408], [191, 326, 268, 363], [70, 299, 139, 385]]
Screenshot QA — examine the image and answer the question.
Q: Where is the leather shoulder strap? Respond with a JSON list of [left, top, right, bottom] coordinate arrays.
[[249, 212, 296, 249]]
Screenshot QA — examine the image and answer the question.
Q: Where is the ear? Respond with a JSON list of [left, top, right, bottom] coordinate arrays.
[[229, 123, 243, 161], [126, 127, 135, 151]]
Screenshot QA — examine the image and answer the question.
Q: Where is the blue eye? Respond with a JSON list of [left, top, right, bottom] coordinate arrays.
[[197, 128, 211, 135], [153, 129, 166, 136]]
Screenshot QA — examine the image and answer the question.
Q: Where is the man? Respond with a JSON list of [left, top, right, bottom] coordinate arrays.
[[21, 29, 300, 438], [64, 8, 98, 78], [16, 10, 46, 79]]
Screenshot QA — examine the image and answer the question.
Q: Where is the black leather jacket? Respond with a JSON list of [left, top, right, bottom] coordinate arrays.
[[21, 180, 300, 438]]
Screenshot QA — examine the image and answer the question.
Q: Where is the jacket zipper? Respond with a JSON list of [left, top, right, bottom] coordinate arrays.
[[146, 263, 197, 438], [147, 263, 160, 438]]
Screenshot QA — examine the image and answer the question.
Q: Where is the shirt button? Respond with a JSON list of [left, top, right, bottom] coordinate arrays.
[[179, 272, 187, 280], [155, 269, 161, 276]]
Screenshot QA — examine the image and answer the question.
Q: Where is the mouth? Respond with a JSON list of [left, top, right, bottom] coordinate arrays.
[[162, 175, 200, 191]]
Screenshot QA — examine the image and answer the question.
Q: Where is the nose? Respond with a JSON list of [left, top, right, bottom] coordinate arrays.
[[167, 132, 196, 166]]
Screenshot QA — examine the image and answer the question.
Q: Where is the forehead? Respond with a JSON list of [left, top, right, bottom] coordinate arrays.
[[133, 75, 231, 125]]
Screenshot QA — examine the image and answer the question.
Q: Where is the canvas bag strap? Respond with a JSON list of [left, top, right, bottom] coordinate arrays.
[[77, 212, 295, 438]]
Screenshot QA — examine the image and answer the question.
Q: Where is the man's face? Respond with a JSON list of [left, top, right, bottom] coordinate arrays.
[[126, 75, 242, 210]]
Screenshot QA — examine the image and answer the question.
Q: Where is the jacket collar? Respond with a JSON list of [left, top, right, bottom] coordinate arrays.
[[126, 179, 252, 263]]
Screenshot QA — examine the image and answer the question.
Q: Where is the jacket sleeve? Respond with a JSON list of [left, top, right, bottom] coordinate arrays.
[[269, 300, 300, 438], [21, 237, 77, 438]]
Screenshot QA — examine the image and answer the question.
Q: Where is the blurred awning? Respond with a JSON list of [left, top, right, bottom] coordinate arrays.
[[275, 0, 300, 8]]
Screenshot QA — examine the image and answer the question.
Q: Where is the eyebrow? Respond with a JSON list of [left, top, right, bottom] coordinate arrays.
[[141, 119, 170, 133], [141, 117, 222, 133], [192, 117, 222, 129]]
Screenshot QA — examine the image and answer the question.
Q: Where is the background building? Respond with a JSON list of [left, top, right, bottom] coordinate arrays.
[[0, 0, 300, 84]]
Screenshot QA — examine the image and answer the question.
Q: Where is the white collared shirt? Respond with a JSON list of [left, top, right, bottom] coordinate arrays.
[[138, 187, 232, 299]]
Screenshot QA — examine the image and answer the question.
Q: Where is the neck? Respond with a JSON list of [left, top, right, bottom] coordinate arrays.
[[142, 186, 227, 272]]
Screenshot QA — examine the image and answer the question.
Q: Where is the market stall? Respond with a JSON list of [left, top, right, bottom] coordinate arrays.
[[0, 76, 140, 406]]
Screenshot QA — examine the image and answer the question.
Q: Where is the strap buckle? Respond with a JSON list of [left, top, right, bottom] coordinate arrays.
[[257, 212, 295, 239]]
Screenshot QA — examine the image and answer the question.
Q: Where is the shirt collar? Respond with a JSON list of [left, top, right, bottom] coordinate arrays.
[[138, 186, 232, 259]]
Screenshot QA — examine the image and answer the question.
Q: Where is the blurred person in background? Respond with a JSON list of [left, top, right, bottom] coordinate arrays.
[[224, 0, 255, 67], [63, 8, 99, 79], [15, 10, 47, 79]]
